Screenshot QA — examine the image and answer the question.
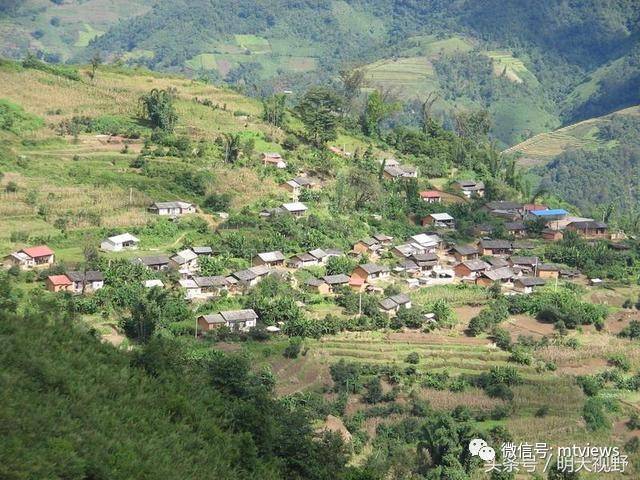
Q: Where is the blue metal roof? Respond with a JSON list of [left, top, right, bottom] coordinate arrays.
[[531, 209, 568, 216]]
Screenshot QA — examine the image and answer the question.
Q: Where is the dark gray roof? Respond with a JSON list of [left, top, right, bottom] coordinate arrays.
[[456, 180, 485, 190], [482, 267, 514, 281], [357, 263, 389, 274], [504, 222, 526, 231], [358, 237, 378, 247], [512, 240, 535, 250], [220, 309, 258, 322], [135, 255, 170, 266], [373, 233, 393, 242], [486, 257, 510, 268], [411, 253, 438, 262], [452, 245, 478, 256], [517, 277, 547, 287], [485, 201, 523, 211], [390, 293, 411, 305], [233, 269, 258, 282], [194, 276, 229, 287], [379, 298, 398, 310], [192, 246, 213, 255], [305, 277, 326, 287], [510, 256, 539, 266], [479, 239, 512, 250], [460, 259, 490, 271], [199, 314, 225, 324], [323, 274, 351, 285], [568, 221, 608, 230], [67, 270, 104, 282], [538, 263, 560, 271], [291, 252, 316, 263]]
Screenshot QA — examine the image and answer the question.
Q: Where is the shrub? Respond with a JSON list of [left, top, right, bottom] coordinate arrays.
[[283, 337, 303, 358], [405, 352, 420, 364], [583, 397, 610, 431], [608, 353, 631, 371], [363, 376, 383, 404]]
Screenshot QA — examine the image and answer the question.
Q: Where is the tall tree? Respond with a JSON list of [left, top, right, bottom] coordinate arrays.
[[262, 93, 287, 127], [360, 89, 399, 138], [139, 88, 178, 132], [295, 87, 342, 148]]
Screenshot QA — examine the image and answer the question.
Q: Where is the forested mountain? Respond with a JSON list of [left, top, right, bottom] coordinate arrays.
[[2, 0, 639, 147]]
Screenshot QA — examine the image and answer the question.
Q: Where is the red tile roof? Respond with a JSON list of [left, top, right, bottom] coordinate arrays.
[[47, 275, 71, 286], [420, 190, 442, 198], [21, 245, 54, 258]]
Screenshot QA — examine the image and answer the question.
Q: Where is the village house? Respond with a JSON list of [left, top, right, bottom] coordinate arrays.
[[288, 252, 319, 269], [396, 259, 421, 276], [521, 204, 549, 215], [100, 233, 140, 252], [453, 180, 485, 198], [422, 212, 455, 228], [45, 274, 73, 293], [486, 256, 510, 269], [231, 265, 270, 288], [478, 239, 513, 256], [282, 176, 319, 199], [411, 253, 438, 272], [379, 293, 412, 316], [453, 259, 490, 279], [451, 245, 479, 262], [198, 309, 258, 333], [504, 222, 527, 237], [409, 233, 441, 252], [484, 201, 523, 221], [383, 164, 418, 180], [372, 234, 394, 246], [4, 245, 55, 270], [509, 256, 539, 274], [170, 249, 199, 275], [351, 263, 391, 284], [322, 274, 352, 292], [194, 276, 229, 297], [281, 202, 308, 217], [473, 224, 495, 236], [253, 251, 285, 268], [179, 279, 202, 300], [542, 228, 564, 241], [527, 209, 569, 230], [305, 278, 331, 295], [512, 240, 535, 251], [419, 190, 442, 203], [262, 152, 287, 169], [565, 220, 609, 239], [148, 201, 196, 216], [391, 243, 423, 259], [353, 237, 383, 256], [134, 255, 171, 271], [67, 271, 105, 293], [514, 277, 547, 294], [476, 267, 515, 287], [537, 264, 560, 279]]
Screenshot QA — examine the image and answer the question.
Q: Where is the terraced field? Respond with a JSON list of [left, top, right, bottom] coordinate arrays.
[[364, 57, 439, 98], [505, 104, 640, 167]]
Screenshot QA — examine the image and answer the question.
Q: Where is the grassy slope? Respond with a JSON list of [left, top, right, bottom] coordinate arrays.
[[0, 0, 151, 61], [505, 104, 640, 167]]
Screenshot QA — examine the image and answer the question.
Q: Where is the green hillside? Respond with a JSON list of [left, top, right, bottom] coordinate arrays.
[[505, 105, 640, 167]]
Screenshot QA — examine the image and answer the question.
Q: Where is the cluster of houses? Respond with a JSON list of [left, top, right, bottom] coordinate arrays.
[[1, 184, 624, 334]]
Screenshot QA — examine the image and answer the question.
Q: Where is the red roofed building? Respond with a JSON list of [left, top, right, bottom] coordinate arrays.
[[419, 190, 442, 204], [3, 245, 55, 270], [46, 275, 72, 292]]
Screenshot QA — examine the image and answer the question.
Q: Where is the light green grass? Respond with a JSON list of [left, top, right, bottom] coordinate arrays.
[[234, 34, 271, 53], [74, 23, 105, 47]]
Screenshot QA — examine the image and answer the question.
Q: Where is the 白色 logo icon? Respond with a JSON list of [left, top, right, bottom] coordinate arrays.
[[469, 438, 496, 461]]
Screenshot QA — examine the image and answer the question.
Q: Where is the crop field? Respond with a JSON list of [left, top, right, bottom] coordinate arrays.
[[364, 57, 439, 98], [486, 50, 538, 84], [234, 34, 271, 53], [505, 105, 640, 166], [74, 23, 104, 47]]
